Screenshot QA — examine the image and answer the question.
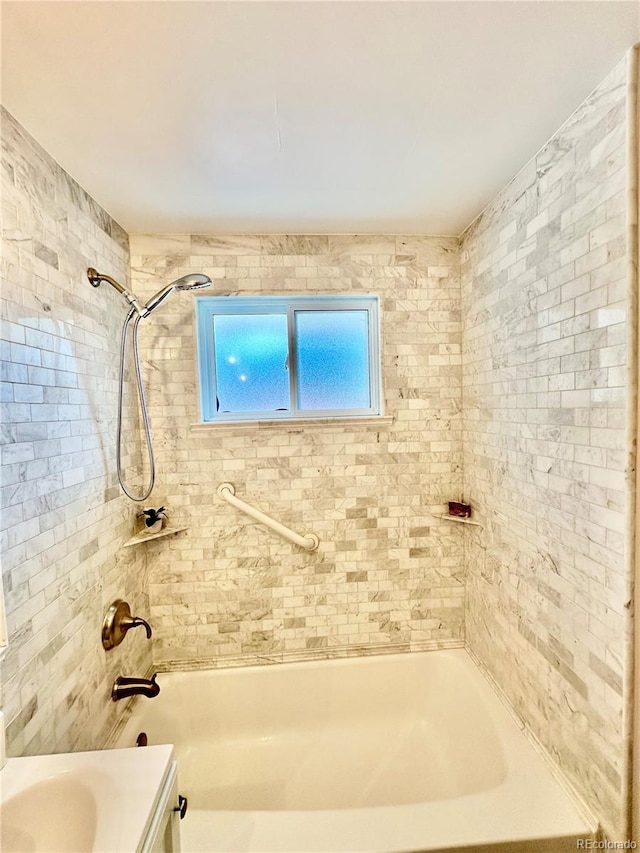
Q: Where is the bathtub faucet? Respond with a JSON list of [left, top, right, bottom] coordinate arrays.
[[111, 673, 160, 702]]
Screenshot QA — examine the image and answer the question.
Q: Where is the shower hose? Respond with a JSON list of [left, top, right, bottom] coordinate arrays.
[[117, 308, 155, 501]]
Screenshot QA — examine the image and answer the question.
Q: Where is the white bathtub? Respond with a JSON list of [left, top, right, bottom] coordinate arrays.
[[115, 649, 594, 852]]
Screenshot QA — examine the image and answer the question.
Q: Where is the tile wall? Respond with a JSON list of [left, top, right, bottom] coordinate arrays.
[[0, 48, 636, 841], [0, 108, 152, 756], [128, 235, 465, 667], [460, 55, 633, 838]]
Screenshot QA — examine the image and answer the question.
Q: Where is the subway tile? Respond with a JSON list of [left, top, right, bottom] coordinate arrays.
[[0, 53, 632, 844], [460, 55, 630, 840], [1, 106, 150, 760]]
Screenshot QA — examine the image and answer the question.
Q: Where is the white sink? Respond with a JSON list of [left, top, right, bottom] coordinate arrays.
[[1, 745, 174, 852], [2, 772, 99, 852]]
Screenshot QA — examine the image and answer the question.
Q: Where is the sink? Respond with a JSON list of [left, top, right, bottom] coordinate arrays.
[[2, 773, 99, 852], [0, 745, 174, 852]]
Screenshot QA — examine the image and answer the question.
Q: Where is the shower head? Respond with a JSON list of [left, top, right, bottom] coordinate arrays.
[[142, 274, 212, 316], [172, 274, 212, 291], [88, 267, 211, 318]]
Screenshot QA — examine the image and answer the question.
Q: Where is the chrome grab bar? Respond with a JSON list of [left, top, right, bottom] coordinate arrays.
[[217, 483, 319, 551]]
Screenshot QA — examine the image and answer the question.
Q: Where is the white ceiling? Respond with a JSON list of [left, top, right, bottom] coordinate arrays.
[[1, 1, 638, 235]]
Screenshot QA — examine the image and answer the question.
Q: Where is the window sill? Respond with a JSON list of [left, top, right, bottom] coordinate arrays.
[[190, 415, 394, 434]]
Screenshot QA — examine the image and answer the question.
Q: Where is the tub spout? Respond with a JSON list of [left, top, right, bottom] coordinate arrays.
[[112, 673, 160, 702]]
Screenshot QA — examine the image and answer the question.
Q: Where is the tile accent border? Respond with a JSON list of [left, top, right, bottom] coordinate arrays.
[[154, 638, 465, 673]]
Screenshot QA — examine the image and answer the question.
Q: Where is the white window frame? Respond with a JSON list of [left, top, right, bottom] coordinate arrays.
[[195, 295, 382, 423]]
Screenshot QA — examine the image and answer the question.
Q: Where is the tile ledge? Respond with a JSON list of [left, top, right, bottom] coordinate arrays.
[[190, 415, 394, 433]]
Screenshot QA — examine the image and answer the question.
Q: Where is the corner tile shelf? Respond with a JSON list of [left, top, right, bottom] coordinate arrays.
[[433, 514, 482, 528], [123, 526, 188, 548]]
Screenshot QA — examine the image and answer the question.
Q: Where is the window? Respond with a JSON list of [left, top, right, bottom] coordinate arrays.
[[195, 295, 381, 422]]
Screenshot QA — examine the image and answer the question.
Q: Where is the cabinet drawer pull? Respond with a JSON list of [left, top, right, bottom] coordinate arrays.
[[174, 795, 188, 820]]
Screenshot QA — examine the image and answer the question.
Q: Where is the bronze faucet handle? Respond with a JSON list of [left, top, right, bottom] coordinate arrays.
[[102, 600, 153, 649]]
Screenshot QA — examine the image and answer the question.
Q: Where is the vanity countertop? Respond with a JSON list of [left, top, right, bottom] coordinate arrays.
[[1, 743, 174, 852]]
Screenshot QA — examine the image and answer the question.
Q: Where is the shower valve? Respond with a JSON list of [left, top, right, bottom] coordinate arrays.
[[102, 599, 152, 650]]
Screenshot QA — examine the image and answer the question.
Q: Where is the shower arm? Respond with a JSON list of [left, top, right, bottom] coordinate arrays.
[[87, 268, 145, 316]]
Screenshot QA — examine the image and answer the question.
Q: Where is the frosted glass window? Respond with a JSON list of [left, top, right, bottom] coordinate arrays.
[[295, 311, 370, 410], [196, 295, 381, 422], [213, 314, 289, 413]]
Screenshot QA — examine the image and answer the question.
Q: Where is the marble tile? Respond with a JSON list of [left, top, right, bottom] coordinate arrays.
[[0, 108, 151, 757], [190, 235, 264, 255], [261, 235, 329, 255], [0, 49, 634, 846], [327, 235, 396, 255], [460, 54, 631, 840], [128, 232, 464, 670]]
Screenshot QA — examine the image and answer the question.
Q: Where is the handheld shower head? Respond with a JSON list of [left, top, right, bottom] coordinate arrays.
[[89, 264, 212, 503], [172, 274, 212, 291], [142, 274, 212, 316]]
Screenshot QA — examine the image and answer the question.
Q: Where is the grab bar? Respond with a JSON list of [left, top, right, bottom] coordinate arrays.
[[217, 483, 319, 551]]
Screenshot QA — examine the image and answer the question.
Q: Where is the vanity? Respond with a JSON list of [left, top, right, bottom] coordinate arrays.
[[0, 744, 181, 852]]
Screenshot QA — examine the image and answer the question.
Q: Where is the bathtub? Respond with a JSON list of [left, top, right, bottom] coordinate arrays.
[[115, 649, 594, 852]]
